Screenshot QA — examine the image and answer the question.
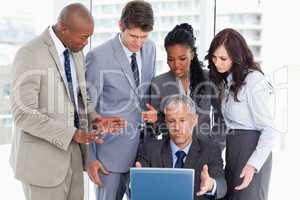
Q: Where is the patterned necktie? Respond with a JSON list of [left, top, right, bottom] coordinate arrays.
[[174, 150, 186, 168], [63, 49, 80, 129], [130, 53, 140, 87]]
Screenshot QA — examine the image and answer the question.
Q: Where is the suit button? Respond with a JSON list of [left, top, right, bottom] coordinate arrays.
[[52, 139, 63, 148]]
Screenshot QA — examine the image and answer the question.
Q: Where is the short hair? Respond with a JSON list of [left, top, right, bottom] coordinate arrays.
[[58, 3, 92, 28], [162, 94, 196, 115], [120, 0, 154, 32]]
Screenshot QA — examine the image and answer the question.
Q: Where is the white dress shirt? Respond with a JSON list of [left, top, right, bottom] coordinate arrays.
[[118, 33, 142, 85], [176, 77, 191, 96], [49, 26, 79, 111]]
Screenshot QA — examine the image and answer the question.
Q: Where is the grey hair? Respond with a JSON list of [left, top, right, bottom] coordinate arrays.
[[162, 94, 196, 114]]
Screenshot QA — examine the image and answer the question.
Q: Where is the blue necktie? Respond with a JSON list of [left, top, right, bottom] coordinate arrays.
[[63, 49, 80, 129], [174, 150, 186, 168], [131, 53, 140, 87]]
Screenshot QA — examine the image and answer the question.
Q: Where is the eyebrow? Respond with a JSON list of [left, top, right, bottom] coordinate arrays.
[[128, 33, 148, 38], [168, 54, 187, 58], [212, 54, 227, 58]]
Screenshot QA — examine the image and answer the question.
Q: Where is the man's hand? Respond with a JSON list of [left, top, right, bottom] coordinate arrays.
[[196, 164, 215, 196], [93, 115, 126, 135], [135, 161, 142, 168], [87, 160, 110, 187], [73, 129, 98, 144], [141, 103, 158, 123], [235, 164, 256, 190]]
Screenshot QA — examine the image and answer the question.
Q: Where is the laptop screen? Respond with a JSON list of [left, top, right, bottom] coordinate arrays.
[[130, 167, 194, 200]]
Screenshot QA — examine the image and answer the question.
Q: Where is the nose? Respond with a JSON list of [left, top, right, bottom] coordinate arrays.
[[214, 58, 220, 67], [173, 59, 181, 68], [135, 38, 143, 47], [174, 121, 180, 131], [82, 39, 89, 47]]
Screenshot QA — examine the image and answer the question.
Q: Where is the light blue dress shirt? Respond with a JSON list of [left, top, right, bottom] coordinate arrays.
[[170, 140, 191, 167], [222, 70, 278, 171], [170, 140, 217, 195]]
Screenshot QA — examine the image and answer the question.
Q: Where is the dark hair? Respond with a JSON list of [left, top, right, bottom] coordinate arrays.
[[205, 28, 262, 102], [120, 0, 154, 32], [164, 23, 206, 99]]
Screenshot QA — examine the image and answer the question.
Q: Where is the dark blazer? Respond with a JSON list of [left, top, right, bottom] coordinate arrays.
[[137, 136, 227, 200], [150, 70, 226, 149]]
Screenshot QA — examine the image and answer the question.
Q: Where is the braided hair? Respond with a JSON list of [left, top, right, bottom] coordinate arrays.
[[164, 23, 206, 98]]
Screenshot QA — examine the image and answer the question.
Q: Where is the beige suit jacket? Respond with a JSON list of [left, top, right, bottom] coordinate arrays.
[[9, 29, 98, 187]]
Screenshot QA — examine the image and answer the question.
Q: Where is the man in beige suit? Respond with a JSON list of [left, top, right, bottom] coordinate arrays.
[[9, 3, 125, 200]]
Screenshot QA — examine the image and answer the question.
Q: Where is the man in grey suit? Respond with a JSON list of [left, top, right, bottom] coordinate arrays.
[[85, 1, 156, 199], [136, 94, 227, 200], [9, 4, 124, 200]]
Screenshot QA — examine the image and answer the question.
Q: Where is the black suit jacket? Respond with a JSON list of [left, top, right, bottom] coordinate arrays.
[[137, 136, 227, 200]]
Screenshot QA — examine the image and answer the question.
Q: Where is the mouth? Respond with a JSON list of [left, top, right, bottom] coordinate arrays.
[[174, 69, 184, 74], [132, 46, 141, 51], [173, 133, 183, 137]]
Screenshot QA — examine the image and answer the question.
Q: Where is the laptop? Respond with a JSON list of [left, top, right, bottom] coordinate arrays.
[[130, 167, 194, 200]]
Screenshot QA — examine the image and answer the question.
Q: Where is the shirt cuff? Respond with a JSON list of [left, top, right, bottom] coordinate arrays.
[[205, 179, 217, 196]]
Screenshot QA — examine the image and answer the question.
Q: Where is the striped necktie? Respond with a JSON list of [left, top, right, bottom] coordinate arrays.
[[130, 53, 140, 87], [174, 150, 186, 168], [63, 49, 80, 129]]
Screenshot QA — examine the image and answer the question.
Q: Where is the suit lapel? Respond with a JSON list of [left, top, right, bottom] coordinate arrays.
[[42, 29, 72, 102], [140, 45, 148, 86], [159, 71, 181, 101], [112, 35, 140, 99], [161, 139, 173, 168], [72, 52, 87, 107], [72, 51, 91, 129], [184, 139, 202, 168], [167, 71, 181, 95]]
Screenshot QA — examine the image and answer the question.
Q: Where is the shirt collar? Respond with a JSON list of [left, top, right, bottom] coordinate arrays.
[[226, 72, 233, 84], [170, 139, 191, 156], [175, 76, 190, 96], [49, 26, 67, 57]]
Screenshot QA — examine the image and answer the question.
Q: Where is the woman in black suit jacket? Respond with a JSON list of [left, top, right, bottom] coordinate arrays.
[[142, 23, 225, 148]]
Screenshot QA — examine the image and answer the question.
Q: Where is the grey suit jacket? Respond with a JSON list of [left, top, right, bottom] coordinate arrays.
[[137, 136, 227, 200], [9, 29, 98, 187], [150, 71, 226, 146], [85, 34, 156, 172]]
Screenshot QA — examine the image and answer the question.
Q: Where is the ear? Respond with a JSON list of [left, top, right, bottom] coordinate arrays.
[[192, 114, 198, 127], [60, 23, 69, 34], [118, 21, 125, 32], [190, 50, 195, 61]]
